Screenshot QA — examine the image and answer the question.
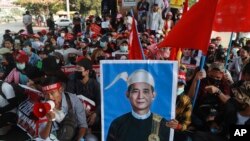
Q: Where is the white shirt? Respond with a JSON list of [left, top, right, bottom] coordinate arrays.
[[0, 82, 16, 113]]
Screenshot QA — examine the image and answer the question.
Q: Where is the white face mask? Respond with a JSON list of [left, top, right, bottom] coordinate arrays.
[[56, 59, 60, 64], [120, 45, 128, 52], [54, 109, 66, 123], [16, 63, 26, 70], [177, 87, 185, 96], [61, 33, 65, 37]]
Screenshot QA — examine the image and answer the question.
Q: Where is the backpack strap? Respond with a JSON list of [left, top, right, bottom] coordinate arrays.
[[64, 92, 73, 114]]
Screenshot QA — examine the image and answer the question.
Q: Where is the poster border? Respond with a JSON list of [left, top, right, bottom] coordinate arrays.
[[100, 60, 178, 141]]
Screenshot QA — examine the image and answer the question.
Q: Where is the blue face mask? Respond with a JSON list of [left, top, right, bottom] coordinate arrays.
[[120, 46, 128, 52], [100, 41, 106, 48], [177, 87, 184, 95], [23, 47, 31, 55]]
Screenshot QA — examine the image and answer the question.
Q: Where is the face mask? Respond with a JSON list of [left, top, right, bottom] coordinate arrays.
[[56, 59, 60, 64], [89, 48, 95, 54], [120, 46, 128, 52], [208, 77, 221, 86], [68, 56, 76, 65], [32, 42, 41, 50], [54, 109, 66, 123], [108, 37, 112, 42], [61, 33, 65, 37], [210, 127, 218, 134], [177, 87, 185, 96], [16, 63, 25, 70], [23, 47, 31, 55], [100, 41, 106, 48], [111, 38, 116, 42], [75, 71, 83, 80]]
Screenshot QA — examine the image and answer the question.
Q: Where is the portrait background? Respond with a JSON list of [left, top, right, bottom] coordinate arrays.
[[101, 60, 178, 141]]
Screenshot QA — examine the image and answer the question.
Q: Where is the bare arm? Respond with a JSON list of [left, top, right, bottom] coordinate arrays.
[[187, 70, 206, 98], [76, 127, 87, 141]]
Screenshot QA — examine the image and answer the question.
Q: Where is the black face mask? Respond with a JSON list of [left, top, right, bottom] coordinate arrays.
[[75, 71, 84, 80], [208, 77, 221, 86], [68, 57, 76, 65]]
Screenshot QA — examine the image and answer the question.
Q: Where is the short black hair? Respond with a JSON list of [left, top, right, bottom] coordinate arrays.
[[41, 76, 61, 87], [242, 46, 250, 52], [242, 62, 250, 76]]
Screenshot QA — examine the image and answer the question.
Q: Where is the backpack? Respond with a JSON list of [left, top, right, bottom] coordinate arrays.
[[0, 81, 27, 105], [56, 93, 78, 141]]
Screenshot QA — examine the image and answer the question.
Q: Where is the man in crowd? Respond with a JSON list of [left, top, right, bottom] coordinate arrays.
[[39, 76, 88, 141]]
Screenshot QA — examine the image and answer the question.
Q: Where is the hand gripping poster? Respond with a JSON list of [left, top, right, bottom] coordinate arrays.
[[101, 60, 178, 141]]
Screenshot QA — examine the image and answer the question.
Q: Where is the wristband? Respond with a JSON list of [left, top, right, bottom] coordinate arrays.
[[215, 89, 222, 96], [176, 124, 182, 130]]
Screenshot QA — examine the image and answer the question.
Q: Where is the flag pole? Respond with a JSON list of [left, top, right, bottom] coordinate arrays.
[[192, 55, 206, 109], [224, 32, 234, 70], [130, 9, 146, 60]]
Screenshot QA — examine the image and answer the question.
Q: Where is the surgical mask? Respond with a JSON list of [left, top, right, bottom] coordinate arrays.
[[61, 33, 65, 37], [32, 41, 41, 50], [23, 47, 31, 55], [177, 87, 185, 95], [54, 109, 66, 123], [100, 41, 106, 48], [156, 34, 160, 38], [108, 37, 112, 42], [89, 48, 95, 54], [16, 63, 25, 70], [120, 45, 128, 52], [210, 127, 218, 134], [56, 59, 60, 64]]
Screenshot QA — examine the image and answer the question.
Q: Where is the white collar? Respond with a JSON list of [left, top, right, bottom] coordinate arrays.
[[132, 110, 151, 120]]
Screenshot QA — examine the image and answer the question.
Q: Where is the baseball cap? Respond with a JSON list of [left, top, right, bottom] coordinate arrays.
[[16, 51, 29, 63]]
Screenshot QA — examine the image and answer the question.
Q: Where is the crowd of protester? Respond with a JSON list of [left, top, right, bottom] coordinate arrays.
[[0, 0, 249, 141]]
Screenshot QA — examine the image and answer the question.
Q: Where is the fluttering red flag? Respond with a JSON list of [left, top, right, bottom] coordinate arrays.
[[213, 0, 250, 32], [183, 0, 189, 14], [158, 0, 218, 55], [128, 17, 144, 60]]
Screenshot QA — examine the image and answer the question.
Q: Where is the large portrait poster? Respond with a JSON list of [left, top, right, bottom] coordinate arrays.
[[101, 60, 178, 141]]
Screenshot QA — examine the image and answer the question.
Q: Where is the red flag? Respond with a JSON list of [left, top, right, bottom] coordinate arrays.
[[213, 0, 250, 32], [158, 0, 218, 55], [128, 17, 144, 60], [183, 0, 189, 13]]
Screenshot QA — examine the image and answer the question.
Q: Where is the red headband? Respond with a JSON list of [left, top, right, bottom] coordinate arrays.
[[42, 83, 62, 92], [178, 72, 186, 81]]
